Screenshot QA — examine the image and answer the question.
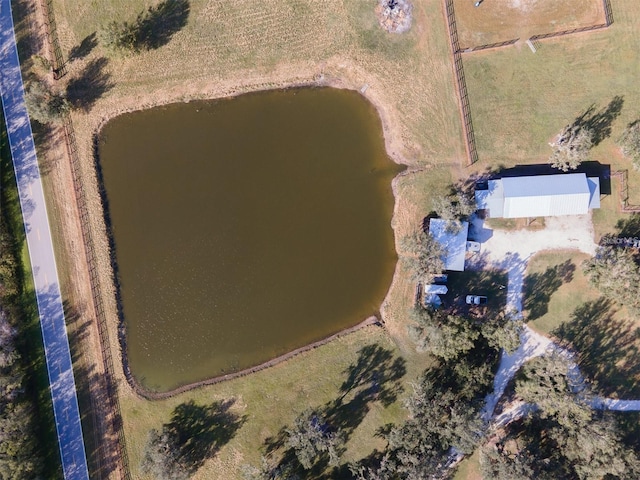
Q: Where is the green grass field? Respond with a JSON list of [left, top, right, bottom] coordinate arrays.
[[465, 0, 640, 187], [119, 327, 433, 479]]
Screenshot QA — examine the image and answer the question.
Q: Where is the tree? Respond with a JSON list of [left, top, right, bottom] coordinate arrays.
[[583, 246, 640, 314], [515, 354, 592, 432], [401, 229, 445, 281], [480, 314, 521, 354], [24, 81, 69, 124], [100, 0, 190, 53], [285, 410, 344, 470], [408, 307, 479, 360], [549, 124, 594, 171], [509, 354, 640, 479], [432, 190, 475, 233], [620, 120, 640, 170], [142, 400, 244, 479]]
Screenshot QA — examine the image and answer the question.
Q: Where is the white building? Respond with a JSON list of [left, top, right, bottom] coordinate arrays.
[[428, 218, 469, 272], [475, 172, 600, 218]]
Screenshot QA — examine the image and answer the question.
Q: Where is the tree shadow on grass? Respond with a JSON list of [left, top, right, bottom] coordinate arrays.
[[522, 260, 575, 320], [262, 344, 406, 477], [145, 399, 246, 478], [615, 213, 640, 238], [570, 95, 624, 146], [553, 298, 640, 397], [66, 57, 113, 112], [68, 33, 98, 62], [132, 0, 190, 51]]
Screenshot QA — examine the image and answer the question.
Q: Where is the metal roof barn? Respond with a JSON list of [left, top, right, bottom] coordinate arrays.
[[476, 173, 600, 218]]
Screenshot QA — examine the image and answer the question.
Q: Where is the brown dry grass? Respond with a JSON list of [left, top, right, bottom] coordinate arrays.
[[455, 0, 605, 48]]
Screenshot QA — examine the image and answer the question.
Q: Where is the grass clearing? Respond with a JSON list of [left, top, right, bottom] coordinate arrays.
[[464, 0, 640, 171], [453, 448, 482, 480], [455, 0, 605, 48], [523, 250, 596, 334]]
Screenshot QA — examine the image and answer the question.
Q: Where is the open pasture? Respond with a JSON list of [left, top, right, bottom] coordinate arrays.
[[454, 0, 605, 48]]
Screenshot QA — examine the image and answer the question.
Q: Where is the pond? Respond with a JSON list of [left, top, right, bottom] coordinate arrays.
[[98, 87, 401, 392]]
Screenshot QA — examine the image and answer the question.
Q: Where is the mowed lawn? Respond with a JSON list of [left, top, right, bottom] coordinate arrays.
[[464, 0, 640, 202]]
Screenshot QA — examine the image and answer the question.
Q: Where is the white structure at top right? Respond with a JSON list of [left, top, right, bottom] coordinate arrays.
[[475, 172, 601, 218]]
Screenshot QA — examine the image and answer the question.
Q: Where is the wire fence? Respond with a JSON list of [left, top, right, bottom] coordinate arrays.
[[603, 0, 614, 26], [459, 38, 519, 54], [62, 111, 132, 480], [38, 1, 131, 478], [443, 0, 478, 165], [529, 23, 609, 42], [529, 0, 613, 43], [612, 170, 640, 213], [39, 0, 66, 79]]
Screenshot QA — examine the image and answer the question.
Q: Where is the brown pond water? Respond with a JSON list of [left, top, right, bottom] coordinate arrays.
[[98, 88, 401, 392]]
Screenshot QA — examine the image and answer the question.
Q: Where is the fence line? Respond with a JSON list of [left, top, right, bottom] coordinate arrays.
[[459, 38, 519, 54], [61, 113, 132, 480], [39, 0, 66, 79], [38, 1, 130, 478], [529, 0, 613, 43], [529, 23, 609, 42], [603, 0, 614, 26], [443, 0, 478, 165], [612, 170, 640, 213]]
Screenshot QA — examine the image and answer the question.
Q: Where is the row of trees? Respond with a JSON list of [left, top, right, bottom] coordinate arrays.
[[408, 305, 520, 360], [0, 217, 45, 479], [351, 321, 509, 479], [583, 245, 640, 315]]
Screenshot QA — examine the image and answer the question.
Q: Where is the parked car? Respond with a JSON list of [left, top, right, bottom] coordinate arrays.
[[466, 295, 487, 305]]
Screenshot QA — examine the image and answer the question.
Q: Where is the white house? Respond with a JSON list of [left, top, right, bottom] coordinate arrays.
[[428, 218, 469, 272]]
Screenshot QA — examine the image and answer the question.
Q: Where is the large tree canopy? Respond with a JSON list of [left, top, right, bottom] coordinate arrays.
[[583, 246, 640, 314], [549, 124, 594, 172]]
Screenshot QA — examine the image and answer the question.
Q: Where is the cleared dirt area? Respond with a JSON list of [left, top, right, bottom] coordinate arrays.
[[455, 0, 605, 48]]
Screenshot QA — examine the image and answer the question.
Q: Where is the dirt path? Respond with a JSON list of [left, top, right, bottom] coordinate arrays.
[[472, 213, 640, 424]]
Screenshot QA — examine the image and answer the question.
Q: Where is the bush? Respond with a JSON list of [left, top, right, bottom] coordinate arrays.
[[620, 121, 640, 171]]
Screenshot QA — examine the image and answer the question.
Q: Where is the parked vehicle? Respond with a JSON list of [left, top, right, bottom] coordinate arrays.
[[466, 295, 487, 305]]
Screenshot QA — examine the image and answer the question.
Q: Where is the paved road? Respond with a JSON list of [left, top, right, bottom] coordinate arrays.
[[0, 1, 90, 479]]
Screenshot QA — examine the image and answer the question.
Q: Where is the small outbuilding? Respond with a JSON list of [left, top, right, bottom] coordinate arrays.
[[475, 172, 600, 219], [428, 218, 469, 272]]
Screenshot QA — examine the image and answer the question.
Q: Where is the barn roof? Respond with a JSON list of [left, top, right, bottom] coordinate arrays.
[[476, 173, 600, 218]]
